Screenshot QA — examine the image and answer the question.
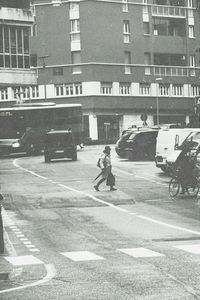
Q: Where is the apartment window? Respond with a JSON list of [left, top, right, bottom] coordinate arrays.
[[55, 83, 82, 96], [172, 84, 183, 96], [56, 85, 64, 96], [53, 67, 63, 76], [188, 0, 194, 17], [119, 83, 131, 95], [72, 51, 81, 74], [143, 22, 150, 35], [159, 84, 169, 96], [191, 85, 200, 97], [189, 26, 195, 38], [190, 55, 195, 76], [13, 86, 30, 100], [0, 88, 8, 100], [143, 0, 148, 13], [124, 51, 131, 74], [70, 2, 79, 11], [122, 0, 128, 12], [123, 21, 131, 43], [100, 82, 112, 95], [144, 52, 151, 75], [70, 19, 80, 32], [0, 25, 30, 69], [31, 86, 39, 98], [139, 83, 150, 95], [74, 83, 82, 95]]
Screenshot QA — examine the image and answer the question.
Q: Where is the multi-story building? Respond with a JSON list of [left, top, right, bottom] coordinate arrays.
[[2, 0, 200, 142], [0, 0, 36, 104]]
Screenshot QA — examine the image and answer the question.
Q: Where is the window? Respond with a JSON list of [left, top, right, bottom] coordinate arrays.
[[72, 51, 81, 74], [191, 85, 200, 97], [143, 22, 150, 35], [100, 82, 112, 95], [0, 88, 8, 100], [13, 86, 30, 100], [172, 84, 183, 96], [53, 67, 63, 76], [189, 26, 195, 38], [144, 52, 151, 74], [70, 2, 79, 11], [55, 83, 82, 97], [0, 26, 30, 69], [124, 51, 131, 74], [122, 0, 128, 12], [143, 0, 148, 13], [119, 83, 131, 95], [139, 83, 150, 95], [70, 19, 80, 33], [31, 86, 39, 98], [190, 55, 195, 76], [159, 84, 169, 96], [123, 20, 130, 43]]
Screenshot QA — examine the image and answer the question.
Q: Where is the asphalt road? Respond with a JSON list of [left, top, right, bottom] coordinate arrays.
[[1, 145, 200, 299]]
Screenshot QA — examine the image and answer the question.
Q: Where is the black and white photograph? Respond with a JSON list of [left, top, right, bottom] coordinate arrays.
[[1, 0, 200, 299]]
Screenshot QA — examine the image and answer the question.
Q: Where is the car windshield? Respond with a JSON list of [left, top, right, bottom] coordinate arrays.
[[46, 134, 73, 146]]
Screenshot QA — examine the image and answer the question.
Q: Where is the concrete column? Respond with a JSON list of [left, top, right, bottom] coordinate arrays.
[[89, 114, 98, 140]]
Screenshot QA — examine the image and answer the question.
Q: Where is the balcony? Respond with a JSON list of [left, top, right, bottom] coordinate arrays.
[[0, 69, 37, 85], [152, 5, 186, 18], [0, 7, 34, 23], [151, 65, 195, 77]]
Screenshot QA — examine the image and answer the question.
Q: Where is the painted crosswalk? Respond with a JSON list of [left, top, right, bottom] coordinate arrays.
[[61, 251, 104, 261], [3, 244, 200, 267], [5, 255, 44, 266]]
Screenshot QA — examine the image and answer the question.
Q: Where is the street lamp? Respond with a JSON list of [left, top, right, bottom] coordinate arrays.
[[38, 55, 49, 101], [155, 77, 162, 126]]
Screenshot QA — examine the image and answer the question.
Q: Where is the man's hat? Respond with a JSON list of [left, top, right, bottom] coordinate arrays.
[[104, 146, 111, 152]]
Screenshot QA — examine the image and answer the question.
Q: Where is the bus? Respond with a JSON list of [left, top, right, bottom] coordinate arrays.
[[0, 102, 83, 156]]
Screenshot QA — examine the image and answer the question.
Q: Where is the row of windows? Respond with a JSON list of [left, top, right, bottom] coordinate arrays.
[[0, 26, 30, 69], [0, 83, 199, 101]]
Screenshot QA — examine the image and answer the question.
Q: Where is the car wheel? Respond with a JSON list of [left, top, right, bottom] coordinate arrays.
[[72, 152, 77, 161], [45, 155, 50, 163]]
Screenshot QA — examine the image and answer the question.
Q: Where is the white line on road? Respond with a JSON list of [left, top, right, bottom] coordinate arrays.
[[0, 264, 56, 294], [13, 158, 200, 237], [138, 215, 200, 236]]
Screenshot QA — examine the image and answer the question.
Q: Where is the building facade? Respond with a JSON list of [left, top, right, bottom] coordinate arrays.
[[0, 0, 36, 102], [1, 0, 200, 142]]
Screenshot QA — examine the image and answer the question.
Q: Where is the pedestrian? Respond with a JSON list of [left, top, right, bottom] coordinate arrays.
[[94, 146, 117, 192]]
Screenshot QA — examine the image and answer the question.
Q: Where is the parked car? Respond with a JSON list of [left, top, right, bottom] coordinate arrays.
[[44, 130, 77, 163], [115, 130, 133, 157], [125, 129, 159, 160]]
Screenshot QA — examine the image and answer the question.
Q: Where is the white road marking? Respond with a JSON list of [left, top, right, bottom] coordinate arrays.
[[118, 247, 164, 258], [174, 244, 200, 254], [25, 244, 36, 248], [61, 251, 104, 261], [16, 234, 25, 238], [29, 248, 40, 252], [138, 215, 200, 235], [23, 241, 32, 245], [13, 158, 200, 237], [0, 264, 56, 294], [5, 255, 44, 266]]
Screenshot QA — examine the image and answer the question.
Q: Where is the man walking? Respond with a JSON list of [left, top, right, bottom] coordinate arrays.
[[94, 146, 117, 192]]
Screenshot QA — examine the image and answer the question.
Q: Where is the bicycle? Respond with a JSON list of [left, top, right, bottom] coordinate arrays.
[[169, 169, 200, 198]]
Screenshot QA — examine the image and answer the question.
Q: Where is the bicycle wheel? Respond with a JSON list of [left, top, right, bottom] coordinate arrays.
[[169, 177, 180, 197], [187, 184, 199, 197]]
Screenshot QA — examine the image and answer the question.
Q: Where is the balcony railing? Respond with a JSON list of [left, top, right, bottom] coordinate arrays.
[[152, 5, 186, 18], [152, 66, 194, 77]]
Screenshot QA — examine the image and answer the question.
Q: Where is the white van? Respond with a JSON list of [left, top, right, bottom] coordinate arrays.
[[155, 128, 196, 172]]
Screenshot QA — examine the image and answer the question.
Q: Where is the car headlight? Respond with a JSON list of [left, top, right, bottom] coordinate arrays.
[[12, 142, 20, 148]]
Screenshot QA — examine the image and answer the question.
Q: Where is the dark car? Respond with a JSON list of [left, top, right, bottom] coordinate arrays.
[[125, 129, 159, 160], [44, 130, 77, 163], [115, 130, 133, 157]]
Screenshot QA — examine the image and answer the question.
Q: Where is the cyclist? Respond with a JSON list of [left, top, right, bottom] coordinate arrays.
[[175, 149, 196, 194]]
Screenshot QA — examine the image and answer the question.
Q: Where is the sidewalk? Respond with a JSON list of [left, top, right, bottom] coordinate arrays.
[[0, 229, 13, 280]]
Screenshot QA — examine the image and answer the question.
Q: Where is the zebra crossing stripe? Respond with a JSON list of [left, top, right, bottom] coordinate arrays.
[[5, 255, 44, 266], [118, 247, 165, 258], [61, 251, 104, 261], [174, 244, 200, 254]]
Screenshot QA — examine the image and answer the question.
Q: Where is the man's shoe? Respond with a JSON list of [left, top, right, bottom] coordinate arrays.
[[110, 187, 117, 191], [94, 185, 99, 191]]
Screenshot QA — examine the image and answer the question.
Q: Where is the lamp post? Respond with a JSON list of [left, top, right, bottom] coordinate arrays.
[[38, 55, 49, 102], [155, 77, 162, 126]]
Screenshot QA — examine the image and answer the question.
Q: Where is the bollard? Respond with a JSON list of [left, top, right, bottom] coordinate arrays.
[[0, 193, 4, 254]]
